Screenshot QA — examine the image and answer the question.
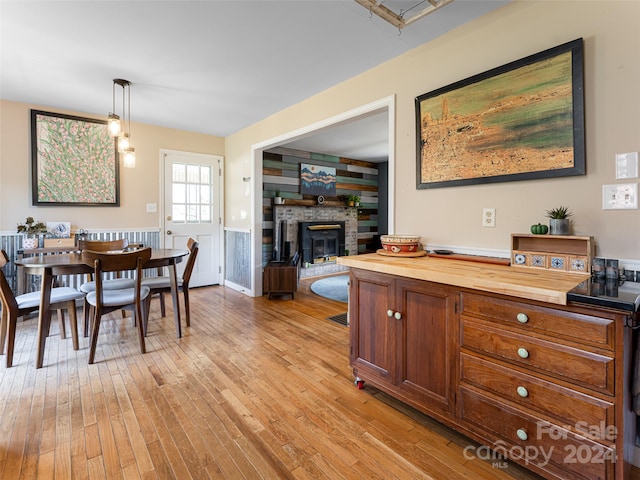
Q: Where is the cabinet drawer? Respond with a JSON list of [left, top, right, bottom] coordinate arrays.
[[459, 387, 615, 480], [460, 353, 614, 434], [460, 292, 614, 349], [461, 320, 614, 394]]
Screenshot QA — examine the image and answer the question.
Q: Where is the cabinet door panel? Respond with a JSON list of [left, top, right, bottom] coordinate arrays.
[[350, 270, 396, 382], [397, 279, 454, 411]]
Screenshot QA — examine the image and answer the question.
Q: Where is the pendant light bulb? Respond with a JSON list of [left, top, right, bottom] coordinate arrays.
[[118, 133, 130, 152], [108, 113, 121, 137], [123, 147, 136, 168]]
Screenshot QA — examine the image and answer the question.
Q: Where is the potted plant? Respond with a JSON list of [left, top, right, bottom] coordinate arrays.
[[17, 216, 47, 249], [545, 206, 572, 235], [347, 195, 361, 207], [273, 190, 284, 205]]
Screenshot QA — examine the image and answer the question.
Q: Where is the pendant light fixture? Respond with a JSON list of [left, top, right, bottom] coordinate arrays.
[[123, 146, 136, 168], [108, 78, 136, 168], [108, 80, 122, 136]]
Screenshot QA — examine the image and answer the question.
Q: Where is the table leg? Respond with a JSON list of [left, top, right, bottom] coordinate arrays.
[[169, 260, 182, 338], [17, 264, 25, 295], [35, 268, 53, 369]]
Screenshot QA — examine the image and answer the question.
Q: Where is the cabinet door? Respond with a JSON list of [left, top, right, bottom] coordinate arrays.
[[350, 269, 397, 385], [396, 278, 455, 413]]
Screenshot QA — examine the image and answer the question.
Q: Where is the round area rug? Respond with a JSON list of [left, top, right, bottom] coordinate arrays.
[[310, 275, 349, 303]]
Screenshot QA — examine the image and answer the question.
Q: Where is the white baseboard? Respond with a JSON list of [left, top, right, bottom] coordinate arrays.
[[223, 279, 252, 296]]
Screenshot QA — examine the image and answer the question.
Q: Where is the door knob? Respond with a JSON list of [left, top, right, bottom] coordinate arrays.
[[166, 230, 172, 235]]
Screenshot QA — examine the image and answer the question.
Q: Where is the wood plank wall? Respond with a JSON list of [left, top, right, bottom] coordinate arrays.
[[262, 147, 379, 264]]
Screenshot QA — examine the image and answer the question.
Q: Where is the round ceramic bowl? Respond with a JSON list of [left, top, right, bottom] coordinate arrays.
[[381, 242, 420, 253], [380, 234, 421, 244], [380, 234, 421, 253]]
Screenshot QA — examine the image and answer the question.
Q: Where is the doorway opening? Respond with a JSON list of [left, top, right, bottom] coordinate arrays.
[[250, 95, 395, 297]]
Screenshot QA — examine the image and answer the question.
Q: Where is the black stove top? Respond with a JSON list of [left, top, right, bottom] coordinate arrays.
[[567, 277, 640, 312]]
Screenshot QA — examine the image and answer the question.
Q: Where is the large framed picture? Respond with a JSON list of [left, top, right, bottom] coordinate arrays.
[[31, 110, 120, 206], [416, 38, 585, 189], [300, 163, 337, 196]]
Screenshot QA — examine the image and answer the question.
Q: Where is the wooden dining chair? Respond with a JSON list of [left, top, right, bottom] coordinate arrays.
[[78, 238, 130, 253], [142, 238, 199, 332], [78, 238, 136, 337], [0, 250, 85, 367], [81, 247, 152, 364]]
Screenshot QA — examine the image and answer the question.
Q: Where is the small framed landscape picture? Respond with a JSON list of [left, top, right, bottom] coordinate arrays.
[[300, 163, 337, 196], [47, 222, 71, 238]]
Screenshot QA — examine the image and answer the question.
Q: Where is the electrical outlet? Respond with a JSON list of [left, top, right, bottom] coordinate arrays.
[[483, 208, 496, 227], [602, 183, 638, 210]]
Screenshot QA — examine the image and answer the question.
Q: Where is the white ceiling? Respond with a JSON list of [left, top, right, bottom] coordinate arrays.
[[1, 0, 509, 161]]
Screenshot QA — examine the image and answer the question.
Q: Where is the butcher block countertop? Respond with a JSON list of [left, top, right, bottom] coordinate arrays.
[[337, 253, 590, 306]]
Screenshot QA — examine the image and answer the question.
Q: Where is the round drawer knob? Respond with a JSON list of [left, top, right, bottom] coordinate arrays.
[[516, 386, 529, 398], [516, 429, 528, 441], [516, 312, 529, 324], [387, 309, 393, 317], [517, 347, 529, 359], [394, 311, 402, 320]]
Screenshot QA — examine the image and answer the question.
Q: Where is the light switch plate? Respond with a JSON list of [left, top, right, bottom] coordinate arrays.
[[602, 183, 638, 210], [146, 203, 157, 213], [616, 152, 639, 179]]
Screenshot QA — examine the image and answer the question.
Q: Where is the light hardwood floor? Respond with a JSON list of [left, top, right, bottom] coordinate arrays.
[[0, 277, 542, 480]]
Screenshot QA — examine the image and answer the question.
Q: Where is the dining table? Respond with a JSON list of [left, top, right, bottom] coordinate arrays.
[[15, 248, 188, 368]]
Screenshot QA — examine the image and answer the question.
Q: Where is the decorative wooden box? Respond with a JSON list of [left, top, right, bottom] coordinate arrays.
[[511, 234, 594, 274], [44, 237, 75, 248]]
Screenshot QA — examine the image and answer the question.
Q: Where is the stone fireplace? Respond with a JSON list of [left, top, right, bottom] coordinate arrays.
[[273, 205, 357, 278]]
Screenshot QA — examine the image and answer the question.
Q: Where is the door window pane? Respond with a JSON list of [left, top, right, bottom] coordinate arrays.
[[172, 204, 186, 222], [173, 184, 186, 203], [171, 163, 214, 224], [173, 164, 186, 183]]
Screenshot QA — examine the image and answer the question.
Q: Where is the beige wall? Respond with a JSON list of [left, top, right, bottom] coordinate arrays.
[[3, 1, 639, 260], [0, 100, 224, 233], [226, 0, 640, 261]]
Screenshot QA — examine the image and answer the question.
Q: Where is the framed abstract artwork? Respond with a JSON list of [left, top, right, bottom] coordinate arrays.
[[300, 163, 336, 196], [31, 110, 120, 206], [416, 38, 585, 189]]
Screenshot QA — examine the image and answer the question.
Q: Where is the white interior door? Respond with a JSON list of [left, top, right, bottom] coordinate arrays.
[[162, 150, 222, 287]]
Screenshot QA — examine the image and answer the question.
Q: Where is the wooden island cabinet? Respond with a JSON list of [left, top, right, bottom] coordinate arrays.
[[339, 254, 636, 480], [350, 268, 456, 418]]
